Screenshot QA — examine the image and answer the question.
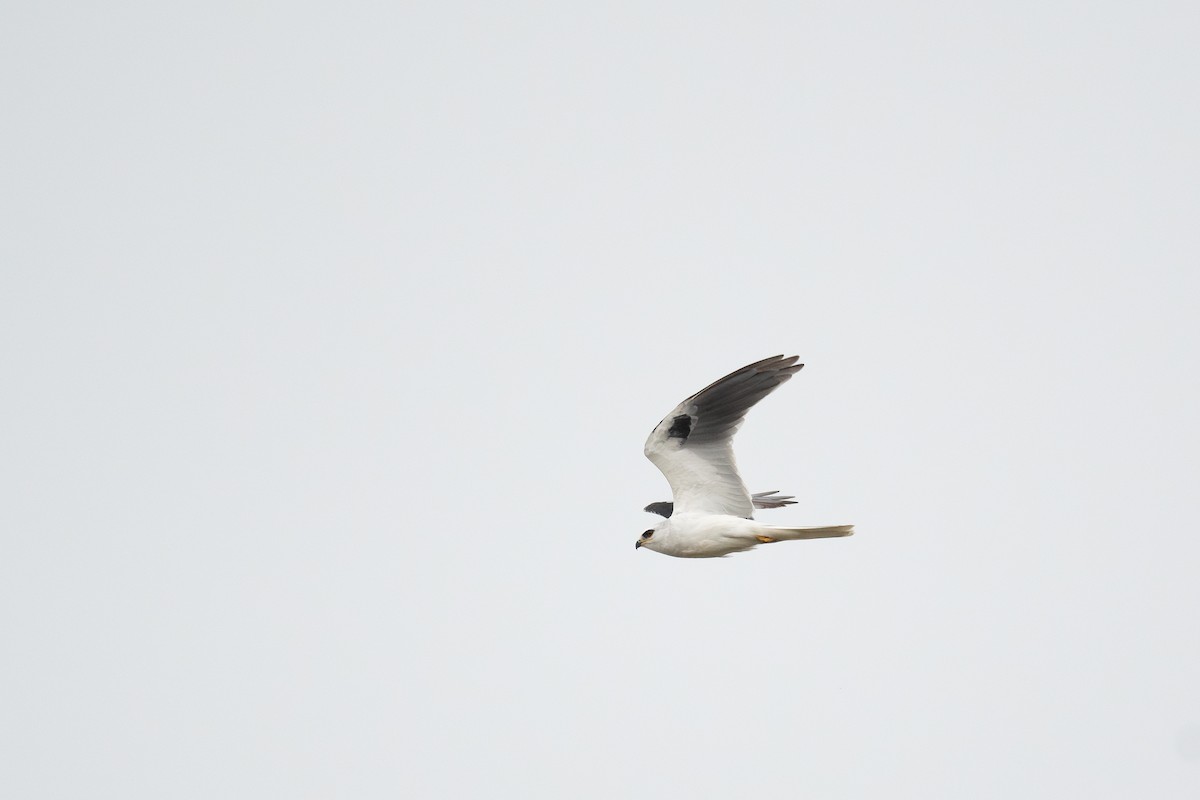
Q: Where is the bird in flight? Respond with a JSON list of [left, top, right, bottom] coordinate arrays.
[[637, 355, 853, 558]]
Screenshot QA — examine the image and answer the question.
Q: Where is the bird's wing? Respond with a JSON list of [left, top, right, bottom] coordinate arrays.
[[643, 501, 675, 518], [643, 490, 797, 518], [749, 490, 797, 509], [643, 355, 803, 517]]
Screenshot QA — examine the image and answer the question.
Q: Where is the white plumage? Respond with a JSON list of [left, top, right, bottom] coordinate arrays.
[[636, 355, 854, 558]]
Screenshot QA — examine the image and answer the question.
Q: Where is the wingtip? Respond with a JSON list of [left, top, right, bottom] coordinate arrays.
[[772, 355, 803, 373]]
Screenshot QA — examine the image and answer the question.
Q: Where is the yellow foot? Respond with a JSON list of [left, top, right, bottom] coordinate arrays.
[[755, 535, 777, 543]]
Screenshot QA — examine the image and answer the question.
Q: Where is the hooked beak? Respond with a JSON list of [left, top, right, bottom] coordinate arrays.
[[635, 540, 642, 549]]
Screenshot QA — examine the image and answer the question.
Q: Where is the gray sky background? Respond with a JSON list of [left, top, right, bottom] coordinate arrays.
[[3, 2, 1199, 797]]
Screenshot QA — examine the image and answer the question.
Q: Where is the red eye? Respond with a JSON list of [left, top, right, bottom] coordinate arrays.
[[642, 530, 654, 538]]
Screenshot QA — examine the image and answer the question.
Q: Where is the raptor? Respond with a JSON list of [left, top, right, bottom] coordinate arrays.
[[636, 355, 854, 558]]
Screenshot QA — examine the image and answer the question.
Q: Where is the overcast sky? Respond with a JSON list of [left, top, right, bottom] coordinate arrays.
[[3, 1, 1199, 797]]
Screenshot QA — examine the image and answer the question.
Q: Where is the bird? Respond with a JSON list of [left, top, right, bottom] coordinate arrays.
[[636, 354, 854, 558]]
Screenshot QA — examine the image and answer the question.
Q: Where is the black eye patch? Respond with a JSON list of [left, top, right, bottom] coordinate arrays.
[[641, 530, 654, 538]]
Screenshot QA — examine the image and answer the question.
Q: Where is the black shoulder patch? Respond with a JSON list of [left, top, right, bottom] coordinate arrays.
[[667, 414, 692, 440]]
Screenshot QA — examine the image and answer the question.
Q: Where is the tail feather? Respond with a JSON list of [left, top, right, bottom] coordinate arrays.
[[762, 524, 854, 542]]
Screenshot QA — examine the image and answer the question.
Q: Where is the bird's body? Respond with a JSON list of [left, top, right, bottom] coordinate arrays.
[[636, 354, 853, 558], [645, 513, 855, 558], [645, 513, 762, 559]]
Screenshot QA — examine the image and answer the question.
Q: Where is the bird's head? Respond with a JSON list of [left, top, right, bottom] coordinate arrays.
[[634, 524, 662, 552]]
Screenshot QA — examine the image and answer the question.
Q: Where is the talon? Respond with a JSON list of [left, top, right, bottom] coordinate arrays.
[[755, 535, 776, 543]]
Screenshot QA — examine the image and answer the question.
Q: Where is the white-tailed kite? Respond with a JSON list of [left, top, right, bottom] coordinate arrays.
[[637, 355, 854, 558]]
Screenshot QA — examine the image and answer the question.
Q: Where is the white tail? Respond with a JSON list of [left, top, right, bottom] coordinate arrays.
[[760, 524, 854, 542]]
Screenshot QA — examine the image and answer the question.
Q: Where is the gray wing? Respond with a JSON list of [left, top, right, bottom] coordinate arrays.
[[643, 355, 803, 517], [748, 490, 798, 509], [643, 501, 676, 518], [644, 490, 797, 518]]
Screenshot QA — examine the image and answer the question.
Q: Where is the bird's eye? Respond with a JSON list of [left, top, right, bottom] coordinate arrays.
[[641, 530, 654, 539]]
